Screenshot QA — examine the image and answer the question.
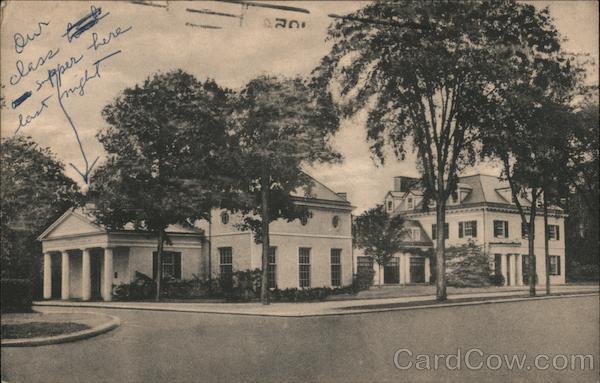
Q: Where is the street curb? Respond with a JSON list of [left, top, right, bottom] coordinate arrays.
[[1, 312, 120, 347], [32, 292, 598, 318], [331, 292, 599, 317]]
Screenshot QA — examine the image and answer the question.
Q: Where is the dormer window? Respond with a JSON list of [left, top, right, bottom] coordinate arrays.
[[407, 197, 414, 209], [387, 200, 393, 211]]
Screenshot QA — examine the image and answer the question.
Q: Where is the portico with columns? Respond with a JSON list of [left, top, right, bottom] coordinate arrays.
[[38, 208, 205, 301], [492, 244, 525, 287]]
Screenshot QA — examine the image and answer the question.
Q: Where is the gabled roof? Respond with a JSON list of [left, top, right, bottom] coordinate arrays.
[[38, 207, 204, 241], [401, 220, 433, 247], [292, 172, 352, 206]]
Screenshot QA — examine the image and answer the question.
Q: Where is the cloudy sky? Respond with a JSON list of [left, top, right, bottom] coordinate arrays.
[[1, 1, 598, 212]]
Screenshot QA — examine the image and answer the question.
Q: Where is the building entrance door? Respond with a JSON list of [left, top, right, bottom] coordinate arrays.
[[90, 253, 102, 300], [51, 254, 61, 299], [410, 257, 425, 283], [384, 257, 400, 284]]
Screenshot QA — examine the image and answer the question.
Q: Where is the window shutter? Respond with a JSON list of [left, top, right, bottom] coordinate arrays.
[[557, 256, 561, 275], [459, 222, 464, 238], [504, 221, 509, 237], [432, 224, 437, 240], [472, 221, 477, 237], [444, 223, 449, 239], [152, 251, 158, 280], [174, 252, 182, 279], [556, 226, 560, 241]]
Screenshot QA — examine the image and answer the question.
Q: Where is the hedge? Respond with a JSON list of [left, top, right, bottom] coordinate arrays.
[[1, 279, 33, 313]]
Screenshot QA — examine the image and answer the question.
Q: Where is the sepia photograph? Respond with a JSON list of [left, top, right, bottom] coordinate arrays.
[[0, 1, 598, 382]]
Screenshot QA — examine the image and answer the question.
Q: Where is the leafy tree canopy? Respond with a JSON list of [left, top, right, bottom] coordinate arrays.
[[89, 70, 235, 233], [230, 75, 341, 240], [353, 204, 406, 267], [313, 0, 576, 202], [1, 136, 80, 278]]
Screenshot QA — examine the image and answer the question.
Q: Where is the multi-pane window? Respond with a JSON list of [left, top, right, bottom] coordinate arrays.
[[267, 247, 277, 289], [547, 225, 560, 240], [357, 256, 373, 273], [407, 228, 421, 241], [299, 247, 311, 288], [152, 251, 181, 279], [330, 249, 342, 287], [432, 223, 449, 240], [521, 222, 529, 239], [219, 247, 233, 288], [387, 200, 393, 211], [407, 197, 414, 209], [493, 220, 509, 238], [459, 221, 477, 238], [549, 256, 561, 275]]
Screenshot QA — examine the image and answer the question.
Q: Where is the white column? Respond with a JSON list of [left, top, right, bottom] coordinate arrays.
[[515, 254, 523, 286], [102, 248, 114, 301], [405, 255, 411, 284], [398, 255, 405, 285], [424, 256, 431, 283], [43, 252, 52, 299], [81, 248, 91, 301], [509, 254, 517, 286], [61, 251, 70, 300], [499, 254, 507, 286]]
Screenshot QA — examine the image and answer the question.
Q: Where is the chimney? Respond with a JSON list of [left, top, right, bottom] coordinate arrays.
[[394, 176, 419, 192], [336, 192, 348, 200], [394, 177, 403, 192]]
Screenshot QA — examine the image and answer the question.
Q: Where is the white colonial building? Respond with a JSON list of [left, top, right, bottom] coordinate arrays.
[[355, 174, 566, 287], [38, 175, 353, 301]]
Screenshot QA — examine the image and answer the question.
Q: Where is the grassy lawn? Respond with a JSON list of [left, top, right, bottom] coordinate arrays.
[[1, 322, 90, 339]]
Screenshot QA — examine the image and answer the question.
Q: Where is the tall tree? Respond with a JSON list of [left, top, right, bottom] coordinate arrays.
[[88, 70, 234, 301], [312, 0, 569, 301], [480, 10, 583, 295], [1, 136, 80, 291], [353, 205, 406, 288], [231, 75, 340, 305]]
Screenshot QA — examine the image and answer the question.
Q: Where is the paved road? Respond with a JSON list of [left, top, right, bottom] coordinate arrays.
[[2, 296, 598, 383]]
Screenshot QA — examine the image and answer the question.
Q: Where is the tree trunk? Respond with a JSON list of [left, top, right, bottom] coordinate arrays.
[[155, 229, 165, 302], [435, 199, 447, 301], [207, 215, 212, 296], [528, 197, 537, 297], [260, 174, 270, 305], [543, 186, 551, 295]]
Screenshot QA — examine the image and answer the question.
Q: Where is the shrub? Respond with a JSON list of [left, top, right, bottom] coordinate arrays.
[[113, 272, 156, 300], [111, 269, 358, 302], [489, 273, 505, 286], [445, 240, 492, 288], [1, 278, 33, 313], [353, 268, 375, 292], [228, 269, 262, 301], [567, 261, 600, 282]]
